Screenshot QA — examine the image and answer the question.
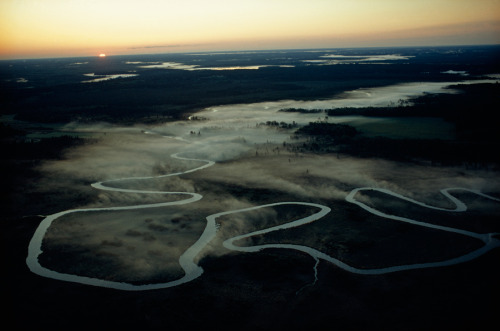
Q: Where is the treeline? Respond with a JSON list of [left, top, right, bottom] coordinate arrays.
[[258, 120, 299, 129], [295, 122, 500, 167]]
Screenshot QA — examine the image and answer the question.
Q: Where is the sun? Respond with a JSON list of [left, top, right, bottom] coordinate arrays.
[[98, 53, 106, 58]]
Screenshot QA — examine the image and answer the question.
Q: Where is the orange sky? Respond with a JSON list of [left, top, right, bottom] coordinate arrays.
[[1, 0, 500, 59]]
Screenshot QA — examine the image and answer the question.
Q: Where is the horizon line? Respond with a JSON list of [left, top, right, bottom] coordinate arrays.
[[1, 43, 500, 61]]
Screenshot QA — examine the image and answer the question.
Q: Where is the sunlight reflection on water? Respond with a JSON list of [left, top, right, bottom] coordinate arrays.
[[81, 73, 138, 83]]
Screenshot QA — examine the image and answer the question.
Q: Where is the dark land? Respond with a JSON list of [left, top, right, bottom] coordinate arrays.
[[293, 83, 500, 166], [2, 45, 499, 124], [2, 46, 500, 330]]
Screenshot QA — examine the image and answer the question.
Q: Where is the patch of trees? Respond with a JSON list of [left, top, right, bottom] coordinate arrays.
[[259, 120, 299, 129]]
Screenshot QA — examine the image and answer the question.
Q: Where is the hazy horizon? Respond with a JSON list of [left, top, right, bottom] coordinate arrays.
[[1, 43, 500, 62], [1, 0, 500, 60]]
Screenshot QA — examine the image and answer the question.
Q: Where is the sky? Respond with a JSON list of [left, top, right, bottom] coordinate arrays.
[[1, 0, 500, 59]]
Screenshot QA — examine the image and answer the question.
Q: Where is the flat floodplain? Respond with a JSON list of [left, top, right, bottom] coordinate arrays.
[[2, 46, 500, 330]]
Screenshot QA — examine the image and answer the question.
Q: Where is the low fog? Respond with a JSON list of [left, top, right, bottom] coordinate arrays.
[[194, 78, 498, 123], [32, 79, 500, 287]]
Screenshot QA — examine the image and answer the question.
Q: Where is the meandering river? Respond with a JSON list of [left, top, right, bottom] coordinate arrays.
[[26, 132, 500, 291], [26, 77, 500, 290]]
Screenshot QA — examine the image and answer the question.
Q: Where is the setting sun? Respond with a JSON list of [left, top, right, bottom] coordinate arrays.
[[2, 0, 500, 326], [1, 0, 499, 59]]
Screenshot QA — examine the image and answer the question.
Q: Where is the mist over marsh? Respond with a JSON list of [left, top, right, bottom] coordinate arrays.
[[3, 46, 500, 330]]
